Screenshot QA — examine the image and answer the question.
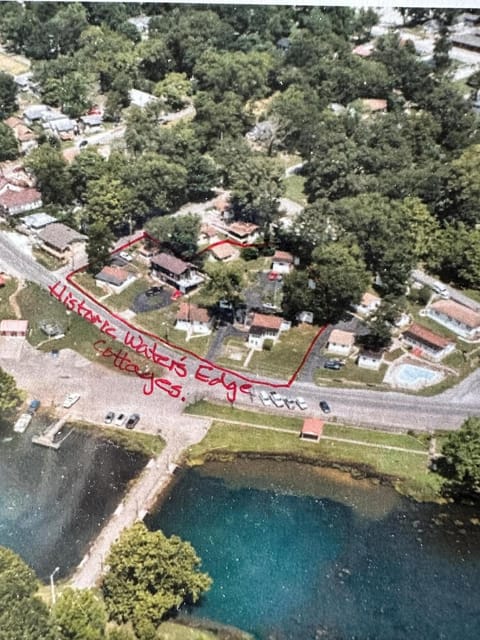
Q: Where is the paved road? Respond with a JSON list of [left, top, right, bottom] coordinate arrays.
[[412, 269, 480, 312]]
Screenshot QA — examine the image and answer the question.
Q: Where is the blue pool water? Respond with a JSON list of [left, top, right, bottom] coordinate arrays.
[[391, 363, 442, 388], [147, 460, 480, 640]]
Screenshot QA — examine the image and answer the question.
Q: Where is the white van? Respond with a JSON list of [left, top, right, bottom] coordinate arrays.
[[432, 282, 449, 299]]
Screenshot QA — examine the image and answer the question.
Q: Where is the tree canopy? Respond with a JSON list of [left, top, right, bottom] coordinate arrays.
[[441, 418, 480, 498], [0, 367, 24, 414]]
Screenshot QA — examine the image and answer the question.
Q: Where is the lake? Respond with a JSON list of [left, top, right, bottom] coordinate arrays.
[[147, 459, 480, 640], [0, 422, 146, 581]]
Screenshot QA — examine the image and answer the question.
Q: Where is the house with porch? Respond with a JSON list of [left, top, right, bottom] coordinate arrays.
[[248, 313, 290, 350], [426, 299, 480, 341], [224, 221, 260, 245], [271, 250, 294, 274], [355, 292, 381, 316], [175, 303, 212, 336], [150, 252, 204, 293], [38, 223, 86, 261], [327, 329, 355, 357], [402, 323, 455, 362], [0, 185, 42, 216]]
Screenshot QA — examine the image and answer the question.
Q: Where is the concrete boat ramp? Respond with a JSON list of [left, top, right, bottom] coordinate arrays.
[[32, 415, 71, 450]]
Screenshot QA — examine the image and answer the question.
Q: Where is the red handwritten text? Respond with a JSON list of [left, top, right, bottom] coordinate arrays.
[[194, 363, 252, 404]]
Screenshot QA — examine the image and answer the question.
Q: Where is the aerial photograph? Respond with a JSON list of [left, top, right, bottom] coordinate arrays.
[[0, 1, 480, 638]]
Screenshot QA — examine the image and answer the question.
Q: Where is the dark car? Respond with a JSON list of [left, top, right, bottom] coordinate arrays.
[[319, 400, 331, 414], [324, 360, 341, 370], [145, 286, 163, 297], [126, 413, 140, 429], [104, 411, 115, 424], [79, 140, 88, 148]]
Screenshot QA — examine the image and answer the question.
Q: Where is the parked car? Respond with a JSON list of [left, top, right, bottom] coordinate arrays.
[[284, 398, 296, 410], [119, 251, 133, 262], [259, 390, 272, 406], [261, 302, 279, 313], [79, 140, 88, 148], [27, 399, 41, 414], [270, 391, 284, 408], [115, 413, 126, 426], [324, 360, 341, 370], [62, 393, 80, 408], [126, 413, 140, 429], [145, 286, 163, 297], [104, 411, 115, 424], [319, 400, 331, 414], [171, 289, 183, 301], [296, 397, 308, 410], [432, 281, 449, 299]]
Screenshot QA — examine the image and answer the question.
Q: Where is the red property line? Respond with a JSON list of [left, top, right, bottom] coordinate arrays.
[[66, 232, 327, 390]]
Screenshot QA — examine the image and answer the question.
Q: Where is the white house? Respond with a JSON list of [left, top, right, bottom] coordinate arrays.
[[327, 329, 355, 356], [224, 221, 259, 245], [355, 292, 381, 316], [402, 323, 455, 362], [426, 300, 480, 341], [95, 266, 135, 293], [271, 250, 294, 274], [150, 252, 204, 293], [248, 313, 290, 350], [0, 185, 42, 216], [175, 303, 212, 335], [357, 349, 384, 370]]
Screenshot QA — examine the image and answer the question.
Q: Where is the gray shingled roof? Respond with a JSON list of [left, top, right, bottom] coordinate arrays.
[[38, 223, 86, 252]]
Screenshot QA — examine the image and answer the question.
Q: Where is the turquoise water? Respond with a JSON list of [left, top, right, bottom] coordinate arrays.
[[392, 364, 441, 387], [147, 461, 480, 640], [0, 424, 146, 580]]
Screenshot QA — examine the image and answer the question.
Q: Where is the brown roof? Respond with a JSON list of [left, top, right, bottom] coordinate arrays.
[[96, 266, 130, 286], [360, 291, 380, 307], [210, 243, 237, 260], [403, 323, 453, 351], [250, 313, 283, 332], [273, 250, 294, 263], [151, 252, 191, 275], [201, 225, 218, 238], [352, 43, 374, 57], [176, 302, 210, 324], [329, 329, 355, 347], [361, 98, 387, 112], [0, 187, 42, 211], [301, 418, 324, 438], [38, 223, 85, 252], [430, 300, 480, 329], [227, 221, 259, 237], [5, 117, 36, 142]]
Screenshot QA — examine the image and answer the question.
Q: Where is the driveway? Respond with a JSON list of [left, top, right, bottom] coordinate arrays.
[[131, 288, 172, 314]]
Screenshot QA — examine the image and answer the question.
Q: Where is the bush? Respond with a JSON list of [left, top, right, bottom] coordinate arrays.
[[261, 246, 275, 257], [241, 247, 259, 261], [263, 339, 274, 351]]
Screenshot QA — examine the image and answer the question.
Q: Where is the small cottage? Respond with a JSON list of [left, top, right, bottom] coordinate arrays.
[[402, 323, 455, 362], [248, 313, 289, 350], [95, 266, 134, 292], [327, 329, 355, 356], [209, 242, 238, 262], [355, 292, 381, 316], [38, 223, 86, 260], [300, 418, 324, 442], [225, 221, 259, 245], [0, 186, 42, 216], [175, 303, 212, 335], [271, 250, 294, 274], [426, 300, 480, 341], [357, 349, 384, 370]]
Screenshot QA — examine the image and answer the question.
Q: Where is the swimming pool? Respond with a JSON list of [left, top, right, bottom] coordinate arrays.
[[386, 363, 443, 389]]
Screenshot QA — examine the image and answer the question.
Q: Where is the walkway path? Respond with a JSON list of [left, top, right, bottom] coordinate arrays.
[[8, 278, 25, 319], [70, 414, 210, 589]]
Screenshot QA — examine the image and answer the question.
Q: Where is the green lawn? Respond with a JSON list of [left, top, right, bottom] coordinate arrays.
[[460, 288, 480, 304], [0, 277, 19, 319], [74, 421, 165, 458], [315, 360, 388, 386], [72, 272, 106, 298], [106, 278, 150, 312], [187, 422, 443, 501], [283, 174, 307, 206], [249, 325, 319, 378], [32, 248, 64, 271]]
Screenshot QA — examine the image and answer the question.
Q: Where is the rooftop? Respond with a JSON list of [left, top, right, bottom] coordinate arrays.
[[0, 319, 28, 333], [301, 418, 324, 438], [273, 250, 294, 263], [38, 223, 86, 252], [329, 329, 355, 346], [430, 299, 480, 329], [403, 323, 453, 350], [250, 313, 283, 331], [22, 212, 57, 229], [96, 266, 131, 286], [151, 252, 192, 276], [361, 98, 388, 112], [176, 302, 210, 324], [210, 243, 237, 260], [360, 291, 380, 306], [227, 221, 259, 237], [0, 186, 42, 211]]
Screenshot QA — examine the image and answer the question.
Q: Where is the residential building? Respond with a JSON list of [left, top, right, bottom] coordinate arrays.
[[300, 418, 324, 441], [359, 98, 388, 114], [175, 303, 212, 335], [402, 323, 455, 361], [209, 242, 238, 262], [248, 313, 289, 350], [451, 33, 480, 52], [355, 291, 381, 316], [0, 319, 28, 337], [23, 104, 52, 125], [129, 89, 159, 109], [327, 329, 355, 356], [296, 310, 314, 324], [271, 250, 294, 274], [79, 114, 103, 132], [352, 43, 374, 57], [0, 186, 42, 216], [4, 117, 37, 153], [426, 299, 480, 341], [224, 221, 260, 245], [95, 266, 134, 292], [38, 223, 86, 260], [357, 349, 384, 370], [22, 212, 57, 231], [150, 252, 204, 292], [49, 118, 78, 140], [199, 225, 219, 244]]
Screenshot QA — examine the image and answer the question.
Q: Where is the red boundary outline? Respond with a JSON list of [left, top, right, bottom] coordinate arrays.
[[65, 232, 327, 390]]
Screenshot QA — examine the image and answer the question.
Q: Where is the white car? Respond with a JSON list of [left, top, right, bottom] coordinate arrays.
[[115, 413, 127, 426], [296, 397, 308, 410], [270, 391, 285, 408], [259, 391, 272, 406], [119, 251, 133, 262], [63, 393, 80, 408]]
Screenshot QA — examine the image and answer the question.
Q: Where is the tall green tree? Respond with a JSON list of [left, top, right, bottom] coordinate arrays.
[[51, 588, 106, 640], [441, 417, 480, 498], [0, 71, 17, 119], [0, 367, 24, 413], [0, 546, 51, 640], [86, 220, 114, 276], [102, 522, 211, 637], [83, 175, 133, 231], [0, 123, 19, 161], [25, 144, 73, 205], [146, 214, 201, 259], [201, 261, 245, 307]]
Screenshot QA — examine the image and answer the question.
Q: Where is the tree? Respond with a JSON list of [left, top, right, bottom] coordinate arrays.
[[153, 72, 191, 111], [51, 588, 106, 640], [86, 220, 114, 276], [0, 71, 17, 119], [0, 546, 51, 640], [25, 144, 73, 205], [0, 367, 24, 413], [83, 175, 134, 232], [0, 123, 19, 161], [102, 522, 211, 637], [441, 417, 480, 498], [202, 261, 245, 307], [433, 24, 452, 73], [146, 214, 201, 259], [194, 91, 254, 151], [448, 144, 480, 227], [69, 149, 107, 204]]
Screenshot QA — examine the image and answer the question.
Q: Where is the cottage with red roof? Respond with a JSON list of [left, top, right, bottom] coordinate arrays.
[[95, 266, 135, 292], [355, 292, 381, 316], [0, 319, 28, 337], [402, 323, 455, 361], [175, 302, 212, 336], [209, 242, 238, 262], [271, 250, 294, 274], [225, 221, 259, 245], [300, 418, 324, 442], [248, 312, 290, 350], [426, 300, 480, 341], [151, 252, 204, 292], [4, 116, 37, 153], [0, 185, 42, 216]]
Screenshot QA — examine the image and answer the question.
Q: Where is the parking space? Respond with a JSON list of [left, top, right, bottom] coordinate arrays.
[[131, 287, 172, 313]]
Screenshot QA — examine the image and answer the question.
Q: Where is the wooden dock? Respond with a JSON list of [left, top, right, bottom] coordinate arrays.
[[32, 415, 70, 450]]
